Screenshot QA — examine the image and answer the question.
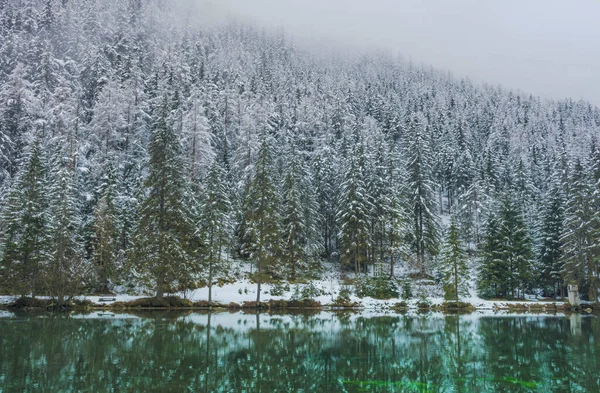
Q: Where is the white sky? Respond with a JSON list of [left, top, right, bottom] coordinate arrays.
[[196, 0, 600, 107]]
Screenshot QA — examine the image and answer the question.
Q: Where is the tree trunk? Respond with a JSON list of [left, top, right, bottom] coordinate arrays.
[[256, 264, 262, 304], [439, 187, 444, 214], [208, 231, 214, 307], [256, 244, 262, 304], [355, 245, 359, 275], [454, 262, 459, 303], [156, 275, 165, 299], [473, 189, 480, 244], [208, 262, 213, 306]]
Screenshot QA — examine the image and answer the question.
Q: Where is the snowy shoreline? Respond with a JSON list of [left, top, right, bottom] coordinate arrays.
[[0, 278, 594, 315]]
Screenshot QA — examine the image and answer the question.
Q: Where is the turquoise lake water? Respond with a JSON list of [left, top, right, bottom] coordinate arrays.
[[0, 311, 597, 392]]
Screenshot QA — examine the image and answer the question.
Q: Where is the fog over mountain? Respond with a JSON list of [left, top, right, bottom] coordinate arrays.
[[208, 0, 600, 106]]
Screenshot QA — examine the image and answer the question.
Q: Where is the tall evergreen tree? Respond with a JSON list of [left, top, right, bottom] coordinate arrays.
[[478, 194, 536, 300], [131, 98, 196, 299], [0, 138, 50, 297], [91, 164, 120, 293], [300, 167, 323, 271], [478, 212, 506, 298], [456, 180, 483, 246], [440, 217, 469, 301], [497, 195, 535, 298], [561, 160, 597, 301], [313, 145, 338, 259], [338, 143, 371, 274], [386, 148, 407, 277], [281, 145, 307, 280], [537, 171, 565, 298], [404, 113, 439, 276], [0, 62, 37, 184], [200, 159, 231, 306], [46, 151, 86, 306], [589, 147, 600, 301], [366, 133, 390, 266], [242, 139, 281, 302]]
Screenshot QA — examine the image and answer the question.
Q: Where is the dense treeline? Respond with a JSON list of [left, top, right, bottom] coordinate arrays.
[[0, 0, 599, 303]]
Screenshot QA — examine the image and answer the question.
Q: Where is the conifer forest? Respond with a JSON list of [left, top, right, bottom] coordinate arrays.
[[1, 0, 600, 306]]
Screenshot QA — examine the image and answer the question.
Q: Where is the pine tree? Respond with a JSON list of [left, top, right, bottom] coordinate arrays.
[[131, 98, 196, 299], [498, 195, 535, 298], [479, 194, 536, 299], [404, 113, 439, 276], [512, 158, 540, 251], [0, 138, 50, 297], [46, 151, 86, 306], [313, 145, 338, 259], [91, 164, 120, 293], [118, 161, 142, 270], [242, 139, 281, 302], [478, 213, 507, 298], [589, 147, 600, 302], [537, 171, 565, 298], [0, 62, 37, 184], [182, 87, 213, 182], [482, 152, 500, 197], [200, 159, 231, 306], [452, 149, 475, 209], [281, 145, 306, 280], [366, 133, 389, 266], [337, 144, 371, 274], [561, 160, 597, 301], [300, 164, 323, 272], [386, 148, 407, 277], [456, 180, 483, 246], [440, 217, 469, 302], [513, 158, 535, 206]]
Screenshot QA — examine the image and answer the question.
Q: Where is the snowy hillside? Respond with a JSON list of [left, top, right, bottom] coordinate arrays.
[[0, 0, 599, 305]]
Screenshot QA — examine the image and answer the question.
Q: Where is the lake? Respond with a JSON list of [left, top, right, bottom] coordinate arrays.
[[0, 311, 598, 392]]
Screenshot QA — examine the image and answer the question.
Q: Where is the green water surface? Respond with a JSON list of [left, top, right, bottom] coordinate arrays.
[[0, 311, 597, 392]]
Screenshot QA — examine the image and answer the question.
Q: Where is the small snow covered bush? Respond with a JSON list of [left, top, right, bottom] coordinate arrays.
[[333, 287, 360, 307], [401, 280, 413, 300], [270, 282, 290, 297], [354, 276, 399, 299], [291, 283, 324, 300]]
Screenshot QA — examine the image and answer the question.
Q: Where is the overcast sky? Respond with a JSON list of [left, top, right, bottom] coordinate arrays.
[[198, 0, 600, 106]]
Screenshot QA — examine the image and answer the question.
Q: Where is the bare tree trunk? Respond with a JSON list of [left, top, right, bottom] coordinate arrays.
[[156, 274, 165, 299], [208, 231, 214, 307], [454, 262, 459, 302]]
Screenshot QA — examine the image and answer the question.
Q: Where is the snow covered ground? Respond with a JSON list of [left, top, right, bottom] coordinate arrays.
[[186, 279, 577, 311], [0, 296, 15, 305], [0, 277, 575, 313], [0, 259, 579, 312]]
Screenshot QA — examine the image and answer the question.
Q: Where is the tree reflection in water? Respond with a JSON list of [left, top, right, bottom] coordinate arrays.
[[0, 311, 598, 392]]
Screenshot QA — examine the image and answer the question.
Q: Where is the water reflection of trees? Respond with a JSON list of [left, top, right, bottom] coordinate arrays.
[[0, 313, 598, 392]]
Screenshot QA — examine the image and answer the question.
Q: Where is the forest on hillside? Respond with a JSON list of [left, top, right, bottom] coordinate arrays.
[[0, 0, 599, 304]]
